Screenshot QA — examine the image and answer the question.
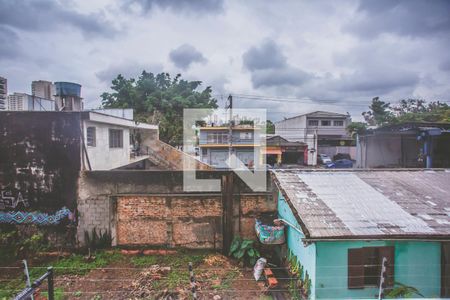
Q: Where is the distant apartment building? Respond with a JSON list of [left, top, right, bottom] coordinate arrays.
[[0, 76, 6, 110], [198, 125, 262, 168], [7, 92, 55, 111], [275, 111, 353, 165], [32, 80, 55, 100]]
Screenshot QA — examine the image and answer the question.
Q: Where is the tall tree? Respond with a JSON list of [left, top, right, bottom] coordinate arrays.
[[361, 97, 450, 127], [362, 97, 394, 126], [101, 72, 218, 145], [392, 99, 450, 123]]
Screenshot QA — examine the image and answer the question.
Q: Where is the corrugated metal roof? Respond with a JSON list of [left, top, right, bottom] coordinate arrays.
[[273, 169, 450, 240]]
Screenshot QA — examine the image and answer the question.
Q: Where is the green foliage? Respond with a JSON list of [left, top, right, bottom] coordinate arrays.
[[101, 72, 218, 145], [386, 282, 424, 298], [84, 228, 112, 251], [47, 250, 122, 276], [347, 122, 368, 137], [362, 97, 450, 127], [0, 229, 48, 260], [131, 255, 158, 267], [362, 97, 394, 126], [287, 249, 312, 299], [229, 236, 260, 266], [266, 120, 275, 134]]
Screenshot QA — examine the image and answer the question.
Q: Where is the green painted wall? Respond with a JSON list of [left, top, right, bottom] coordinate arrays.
[[278, 193, 317, 299], [315, 240, 441, 299], [278, 190, 442, 299]]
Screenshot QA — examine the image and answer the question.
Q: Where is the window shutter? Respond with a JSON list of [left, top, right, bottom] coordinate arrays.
[[379, 246, 395, 287], [348, 248, 364, 289]]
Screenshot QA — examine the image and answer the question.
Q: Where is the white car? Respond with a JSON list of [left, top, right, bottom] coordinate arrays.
[[318, 154, 332, 164]]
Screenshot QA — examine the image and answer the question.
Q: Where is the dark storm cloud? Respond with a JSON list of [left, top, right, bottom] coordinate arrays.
[[0, 0, 117, 38], [123, 0, 224, 15], [242, 40, 287, 71], [332, 69, 420, 95], [0, 26, 20, 60], [169, 44, 207, 70], [243, 39, 314, 88], [345, 0, 450, 38], [251, 67, 313, 88], [96, 61, 164, 82]]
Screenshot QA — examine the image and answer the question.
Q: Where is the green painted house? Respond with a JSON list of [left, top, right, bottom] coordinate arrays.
[[272, 169, 450, 299]]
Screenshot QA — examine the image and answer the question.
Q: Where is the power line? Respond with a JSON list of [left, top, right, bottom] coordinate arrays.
[[211, 93, 450, 108]]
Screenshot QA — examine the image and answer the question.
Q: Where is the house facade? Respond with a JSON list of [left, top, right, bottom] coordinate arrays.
[[273, 169, 450, 299], [275, 111, 353, 165], [82, 111, 158, 170], [198, 125, 262, 168], [264, 135, 308, 165]]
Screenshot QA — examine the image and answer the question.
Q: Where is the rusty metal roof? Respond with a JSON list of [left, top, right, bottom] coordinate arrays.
[[272, 169, 450, 240]]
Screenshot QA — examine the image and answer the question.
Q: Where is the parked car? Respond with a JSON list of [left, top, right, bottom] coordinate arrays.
[[326, 159, 353, 168], [333, 153, 352, 161], [318, 154, 332, 164]]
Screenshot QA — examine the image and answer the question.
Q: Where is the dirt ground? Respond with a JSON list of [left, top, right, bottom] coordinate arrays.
[[2, 251, 289, 300]]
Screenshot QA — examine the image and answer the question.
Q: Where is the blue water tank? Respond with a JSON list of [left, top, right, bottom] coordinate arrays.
[[54, 82, 81, 97]]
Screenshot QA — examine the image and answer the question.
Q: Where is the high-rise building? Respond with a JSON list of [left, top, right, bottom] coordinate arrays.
[[7, 92, 55, 111], [32, 80, 55, 100], [0, 76, 7, 110]]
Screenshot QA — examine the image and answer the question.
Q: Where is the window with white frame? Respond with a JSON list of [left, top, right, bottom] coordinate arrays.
[[321, 120, 331, 126], [109, 129, 123, 148], [334, 120, 344, 126], [86, 127, 96, 147]]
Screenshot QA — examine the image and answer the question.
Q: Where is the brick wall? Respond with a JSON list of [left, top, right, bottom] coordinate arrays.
[[116, 195, 222, 248], [77, 170, 276, 249]]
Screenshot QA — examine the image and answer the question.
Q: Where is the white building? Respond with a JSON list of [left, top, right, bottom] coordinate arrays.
[[81, 111, 159, 170], [32, 80, 55, 100], [7, 93, 55, 111], [275, 111, 353, 165], [0, 76, 6, 110]]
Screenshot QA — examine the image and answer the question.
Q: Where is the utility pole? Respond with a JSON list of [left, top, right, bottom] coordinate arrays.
[[227, 94, 233, 168]]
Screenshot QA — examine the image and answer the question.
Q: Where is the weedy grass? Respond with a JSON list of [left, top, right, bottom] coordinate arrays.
[[0, 250, 123, 299]]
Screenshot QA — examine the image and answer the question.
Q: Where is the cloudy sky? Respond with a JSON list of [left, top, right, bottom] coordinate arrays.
[[1, 0, 449, 121]]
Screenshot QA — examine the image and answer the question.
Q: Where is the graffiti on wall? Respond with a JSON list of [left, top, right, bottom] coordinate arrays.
[[0, 190, 30, 210], [0, 207, 73, 225], [0, 112, 82, 212]]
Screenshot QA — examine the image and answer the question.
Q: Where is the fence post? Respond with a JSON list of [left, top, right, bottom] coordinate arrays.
[[221, 172, 234, 255], [47, 267, 54, 300], [188, 262, 197, 300]]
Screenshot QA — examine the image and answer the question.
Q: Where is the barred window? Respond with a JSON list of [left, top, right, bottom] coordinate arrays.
[[308, 120, 319, 126], [109, 129, 123, 148], [334, 120, 344, 126]]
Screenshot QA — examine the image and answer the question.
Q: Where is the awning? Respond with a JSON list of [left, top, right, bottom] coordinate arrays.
[[262, 149, 282, 155]]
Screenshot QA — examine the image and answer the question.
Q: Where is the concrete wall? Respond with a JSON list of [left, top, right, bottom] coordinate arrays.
[[0, 112, 81, 212], [278, 193, 317, 299], [77, 170, 275, 249], [357, 134, 421, 168], [83, 120, 131, 170], [315, 241, 441, 299]]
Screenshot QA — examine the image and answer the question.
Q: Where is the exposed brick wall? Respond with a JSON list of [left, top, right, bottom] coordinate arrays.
[[116, 195, 222, 249], [77, 170, 276, 249], [238, 194, 277, 239]]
